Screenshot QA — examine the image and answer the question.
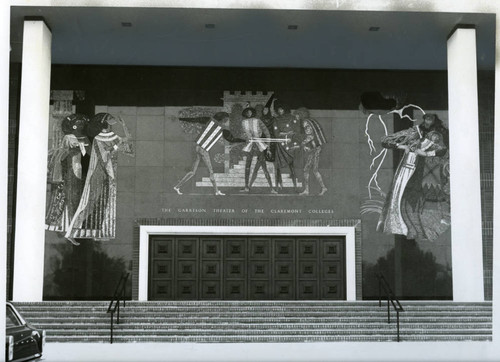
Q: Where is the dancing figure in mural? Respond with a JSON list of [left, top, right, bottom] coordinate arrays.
[[272, 102, 300, 191], [239, 107, 276, 193], [376, 113, 450, 241], [174, 112, 244, 196], [65, 113, 134, 245], [46, 114, 91, 231], [294, 107, 328, 196]]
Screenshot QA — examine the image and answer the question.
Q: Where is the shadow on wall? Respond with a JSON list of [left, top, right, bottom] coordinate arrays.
[[362, 239, 452, 300], [44, 240, 130, 300]]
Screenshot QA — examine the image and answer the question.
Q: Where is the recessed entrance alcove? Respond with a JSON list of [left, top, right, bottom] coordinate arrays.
[[133, 219, 362, 301]]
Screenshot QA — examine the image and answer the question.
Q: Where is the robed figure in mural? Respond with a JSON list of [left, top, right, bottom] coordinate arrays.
[[46, 114, 91, 231], [65, 113, 134, 245], [377, 113, 450, 241]]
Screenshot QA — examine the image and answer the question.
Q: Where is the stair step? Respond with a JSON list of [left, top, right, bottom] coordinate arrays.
[[19, 307, 491, 315], [44, 328, 492, 336], [45, 335, 492, 343], [29, 314, 492, 320], [14, 300, 492, 305], [40, 324, 492, 333], [16, 305, 493, 311]]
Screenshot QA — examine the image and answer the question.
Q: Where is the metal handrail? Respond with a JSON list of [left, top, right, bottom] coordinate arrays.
[[107, 272, 130, 344], [376, 272, 404, 342]]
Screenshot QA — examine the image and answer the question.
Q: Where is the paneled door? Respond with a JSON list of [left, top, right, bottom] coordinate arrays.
[[149, 235, 345, 300]]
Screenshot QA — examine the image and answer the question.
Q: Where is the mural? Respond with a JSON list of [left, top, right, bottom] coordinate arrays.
[[45, 89, 449, 248], [46, 112, 134, 245], [173, 93, 329, 196], [362, 97, 450, 242]]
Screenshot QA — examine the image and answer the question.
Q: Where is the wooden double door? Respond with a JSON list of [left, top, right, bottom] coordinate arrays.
[[149, 235, 345, 300]]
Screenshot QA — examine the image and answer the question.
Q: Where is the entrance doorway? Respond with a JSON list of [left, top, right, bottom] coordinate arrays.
[[149, 235, 346, 300]]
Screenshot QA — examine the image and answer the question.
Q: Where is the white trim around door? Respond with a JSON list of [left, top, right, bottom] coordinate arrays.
[[139, 225, 357, 301]]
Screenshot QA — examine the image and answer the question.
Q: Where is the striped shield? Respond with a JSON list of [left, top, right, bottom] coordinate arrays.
[[196, 120, 223, 151], [307, 118, 327, 148]]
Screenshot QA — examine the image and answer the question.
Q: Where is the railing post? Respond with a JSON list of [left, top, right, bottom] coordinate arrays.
[[387, 297, 390, 324], [117, 299, 120, 325], [110, 311, 114, 344], [378, 277, 381, 307], [397, 310, 400, 342]]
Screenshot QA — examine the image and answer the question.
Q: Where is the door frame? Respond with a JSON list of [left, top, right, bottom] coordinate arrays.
[[139, 225, 357, 301]]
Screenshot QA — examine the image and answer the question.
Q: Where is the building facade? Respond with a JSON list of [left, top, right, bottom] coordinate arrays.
[[6, 6, 494, 307]]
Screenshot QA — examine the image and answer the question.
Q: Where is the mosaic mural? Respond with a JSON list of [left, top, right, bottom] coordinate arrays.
[[45, 89, 450, 247], [46, 109, 134, 245], [361, 96, 451, 242], [173, 93, 328, 196]]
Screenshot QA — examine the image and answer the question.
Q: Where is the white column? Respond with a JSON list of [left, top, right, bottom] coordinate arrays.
[[447, 26, 484, 302], [1, 0, 10, 347], [493, 11, 500, 343], [13, 20, 52, 302]]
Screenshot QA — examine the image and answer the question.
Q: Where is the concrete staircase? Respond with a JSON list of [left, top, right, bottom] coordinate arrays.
[[14, 301, 492, 343]]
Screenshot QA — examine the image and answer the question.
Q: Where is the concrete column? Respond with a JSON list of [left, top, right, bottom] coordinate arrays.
[[494, 11, 500, 343], [447, 26, 484, 302], [1, 0, 10, 345], [13, 20, 52, 301]]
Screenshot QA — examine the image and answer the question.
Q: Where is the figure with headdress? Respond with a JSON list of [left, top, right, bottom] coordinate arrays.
[[65, 113, 134, 245], [45, 114, 91, 231]]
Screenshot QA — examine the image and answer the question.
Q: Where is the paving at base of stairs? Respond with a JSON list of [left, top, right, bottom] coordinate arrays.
[[40, 341, 499, 362]]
